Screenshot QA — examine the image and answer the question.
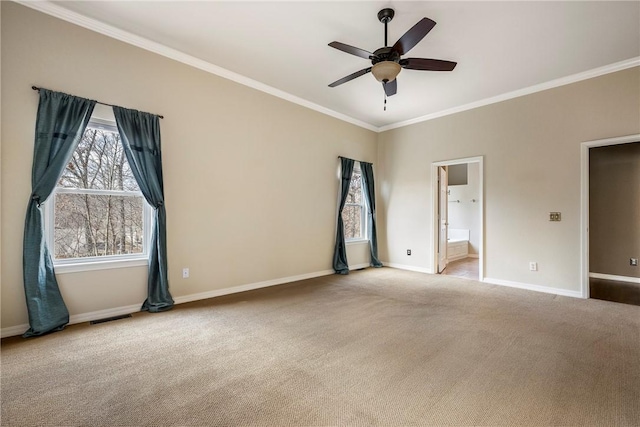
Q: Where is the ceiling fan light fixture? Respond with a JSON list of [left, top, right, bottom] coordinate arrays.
[[328, 10, 456, 95], [371, 61, 401, 83]]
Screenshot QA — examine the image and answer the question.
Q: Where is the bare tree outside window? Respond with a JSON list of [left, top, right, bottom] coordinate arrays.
[[52, 124, 146, 259], [342, 165, 365, 240]]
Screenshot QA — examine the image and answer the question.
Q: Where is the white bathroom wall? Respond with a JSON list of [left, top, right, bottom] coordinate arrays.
[[447, 163, 480, 255]]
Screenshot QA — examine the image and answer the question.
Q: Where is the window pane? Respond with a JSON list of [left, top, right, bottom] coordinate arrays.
[[342, 205, 362, 240], [346, 171, 363, 204], [57, 127, 139, 192], [54, 193, 144, 259]]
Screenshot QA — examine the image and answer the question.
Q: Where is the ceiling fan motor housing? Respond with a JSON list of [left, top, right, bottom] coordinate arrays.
[[371, 47, 400, 65], [327, 7, 456, 96]]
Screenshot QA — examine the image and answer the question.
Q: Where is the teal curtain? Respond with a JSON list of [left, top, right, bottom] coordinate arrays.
[[360, 162, 383, 267], [332, 157, 355, 274], [23, 90, 95, 337], [113, 107, 174, 312]]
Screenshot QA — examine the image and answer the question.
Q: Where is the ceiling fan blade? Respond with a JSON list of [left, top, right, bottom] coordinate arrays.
[[383, 79, 397, 96], [328, 67, 372, 87], [400, 58, 457, 71], [328, 42, 374, 60], [392, 18, 436, 55]]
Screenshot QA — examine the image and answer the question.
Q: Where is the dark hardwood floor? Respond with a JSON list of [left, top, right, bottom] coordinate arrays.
[[590, 278, 640, 306]]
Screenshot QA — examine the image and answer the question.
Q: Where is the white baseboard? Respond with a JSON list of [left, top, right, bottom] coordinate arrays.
[[0, 324, 30, 338], [173, 264, 371, 305], [2, 267, 587, 338], [382, 264, 580, 299], [589, 272, 640, 284], [383, 262, 433, 274], [2, 266, 364, 338], [173, 269, 335, 305], [483, 277, 583, 298], [1, 303, 145, 339]]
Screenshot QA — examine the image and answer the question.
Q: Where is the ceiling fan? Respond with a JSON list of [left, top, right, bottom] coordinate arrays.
[[328, 8, 457, 98]]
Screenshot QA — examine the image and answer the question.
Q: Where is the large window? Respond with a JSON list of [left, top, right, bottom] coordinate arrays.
[[46, 119, 149, 267], [342, 162, 367, 241]]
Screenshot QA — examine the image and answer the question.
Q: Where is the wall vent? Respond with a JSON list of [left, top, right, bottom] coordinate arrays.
[[89, 314, 133, 325]]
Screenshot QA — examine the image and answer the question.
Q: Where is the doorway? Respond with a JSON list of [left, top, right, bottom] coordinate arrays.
[[580, 135, 640, 303], [431, 156, 484, 280]]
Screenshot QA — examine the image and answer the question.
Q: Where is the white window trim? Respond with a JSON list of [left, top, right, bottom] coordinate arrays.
[[44, 120, 152, 273], [52, 256, 149, 274], [344, 162, 369, 242], [44, 198, 152, 274], [55, 187, 143, 197], [89, 117, 119, 132], [346, 238, 369, 245]]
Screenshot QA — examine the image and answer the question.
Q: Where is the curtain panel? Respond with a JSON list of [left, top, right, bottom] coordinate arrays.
[[113, 107, 174, 312], [360, 162, 383, 267], [332, 157, 355, 274], [22, 89, 96, 337]]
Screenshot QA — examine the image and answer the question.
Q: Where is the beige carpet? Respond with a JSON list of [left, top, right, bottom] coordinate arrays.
[[2, 268, 639, 426]]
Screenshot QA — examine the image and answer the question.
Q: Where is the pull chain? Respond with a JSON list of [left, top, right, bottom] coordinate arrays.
[[384, 91, 387, 111]]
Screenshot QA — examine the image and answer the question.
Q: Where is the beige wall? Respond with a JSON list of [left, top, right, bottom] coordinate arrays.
[[3, 3, 639, 332], [0, 2, 3, 319], [1, 3, 377, 329], [377, 67, 640, 292], [589, 142, 640, 278]]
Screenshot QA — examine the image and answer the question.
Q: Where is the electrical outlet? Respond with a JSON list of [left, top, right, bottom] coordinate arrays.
[[529, 262, 538, 271], [407, 249, 412, 256], [182, 268, 190, 279], [549, 212, 561, 221], [631, 258, 638, 266]]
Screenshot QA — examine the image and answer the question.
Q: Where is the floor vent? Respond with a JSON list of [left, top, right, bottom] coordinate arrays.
[[90, 314, 133, 325]]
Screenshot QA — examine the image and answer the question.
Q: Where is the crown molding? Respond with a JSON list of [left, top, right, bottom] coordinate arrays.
[[16, 1, 639, 134], [378, 56, 640, 132], [15, 0, 378, 132]]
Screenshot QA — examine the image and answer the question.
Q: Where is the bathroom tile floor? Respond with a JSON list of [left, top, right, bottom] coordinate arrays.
[[441, 257, 479, 280]]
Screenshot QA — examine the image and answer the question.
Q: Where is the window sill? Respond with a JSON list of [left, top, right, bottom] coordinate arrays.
[[346, 239, 369, 246], [54, 257, 148, 274]]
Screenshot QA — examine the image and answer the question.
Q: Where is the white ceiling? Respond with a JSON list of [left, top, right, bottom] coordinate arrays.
[[42, 1, 640, 130]]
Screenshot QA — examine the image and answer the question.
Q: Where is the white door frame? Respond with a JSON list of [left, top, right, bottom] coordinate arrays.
[[580, 134, 640, 299], [431, 156, 484, 280], [438, 166, 449, 273]]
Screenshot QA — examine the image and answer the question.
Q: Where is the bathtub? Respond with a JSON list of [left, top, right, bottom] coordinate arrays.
[[447, 228, 469, 261]]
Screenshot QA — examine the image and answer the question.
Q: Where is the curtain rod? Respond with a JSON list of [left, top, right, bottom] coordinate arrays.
[[337, 156, 372, 165], [31, 86, 164, 119]]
